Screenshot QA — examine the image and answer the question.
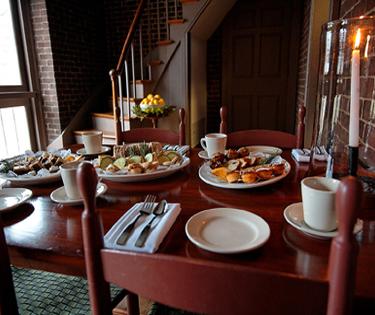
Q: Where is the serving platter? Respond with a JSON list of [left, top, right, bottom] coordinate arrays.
[[0, 150, 79, 185], [97, 156, 190, 182], [0, 188, 33, 212], [199, 159, 290, 189]]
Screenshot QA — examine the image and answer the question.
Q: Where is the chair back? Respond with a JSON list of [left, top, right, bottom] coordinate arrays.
[[115, 108, 185, 146], [0, 218, 19, 314], [219, 105, 305, 149], [78, 160, 361, 315], [78, 162, 139, 315], [327, 176, 362, 315]]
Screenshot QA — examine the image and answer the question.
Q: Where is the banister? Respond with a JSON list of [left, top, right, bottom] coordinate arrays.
[[115, 0, 146, 73]]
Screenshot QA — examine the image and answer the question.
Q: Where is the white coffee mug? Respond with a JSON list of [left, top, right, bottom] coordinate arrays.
[[301, 176, 340, 231], [60, 161, 82, 200], [82, 131, 103, 154], [200, 133, 227, 158]]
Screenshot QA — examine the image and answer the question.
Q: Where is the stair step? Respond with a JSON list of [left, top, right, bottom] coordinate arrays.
[[157, 39, 174, 46], [133, 79, 152, 84], [92, 112, 131, 121], [168, 19, 185, 24], [180, 0, 199, 3], [149, 60, 163, 66]]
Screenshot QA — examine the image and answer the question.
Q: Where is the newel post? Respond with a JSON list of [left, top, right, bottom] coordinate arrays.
[[110, 69, 122, 145]]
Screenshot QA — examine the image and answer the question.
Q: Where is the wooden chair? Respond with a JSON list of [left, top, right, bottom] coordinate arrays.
[[219, 105, 305, 149], [78, 160, 362, 315], [0, 207, 124, 314], [114, 108, 186, 146]]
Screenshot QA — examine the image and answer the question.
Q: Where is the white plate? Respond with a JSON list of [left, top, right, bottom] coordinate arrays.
[[283, 202, 363, 239], [50, 182, 107, 205], [198, 160, 290, 189], [198, 150, 210, 160], [185, 208, 270, 254], [76, 146, 111, 156], [0, 188, 33, 212], [0, 172, 61, 185], [97, 157, 190, 182]]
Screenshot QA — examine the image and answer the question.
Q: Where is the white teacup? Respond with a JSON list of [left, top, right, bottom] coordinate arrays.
[[200, 133, 227, 158], [60, 161, 82, 200], [82, 131, 103, 154], [301, 176, 340, 231]]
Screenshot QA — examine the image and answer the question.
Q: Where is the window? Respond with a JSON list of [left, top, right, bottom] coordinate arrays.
[[0, 0, 43, 159]]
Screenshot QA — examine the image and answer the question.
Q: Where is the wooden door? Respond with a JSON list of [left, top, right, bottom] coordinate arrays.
[[222, 0, 302, 133]]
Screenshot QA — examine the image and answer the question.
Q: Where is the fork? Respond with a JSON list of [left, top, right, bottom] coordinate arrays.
[[116, 194, 156, 245]]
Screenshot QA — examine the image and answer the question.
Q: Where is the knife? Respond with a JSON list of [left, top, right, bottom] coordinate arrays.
[[135, 199, 167, 247]]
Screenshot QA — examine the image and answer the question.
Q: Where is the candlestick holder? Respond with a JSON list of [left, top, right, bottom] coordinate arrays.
[[310, 16, 375, 193]]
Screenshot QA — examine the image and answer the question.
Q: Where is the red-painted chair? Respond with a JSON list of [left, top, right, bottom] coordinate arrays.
[[78, 160, 362, 315], [219, 105, 305, 149], [114, 108, 186, 146]]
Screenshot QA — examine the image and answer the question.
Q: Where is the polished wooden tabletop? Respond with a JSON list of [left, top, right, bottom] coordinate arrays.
[[2, 148, 375, 307]]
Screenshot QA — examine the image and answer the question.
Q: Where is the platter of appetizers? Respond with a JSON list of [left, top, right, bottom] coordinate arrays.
[[0, 150, 79, 185], [198, 146, 290, 189], [94, 142, 190, 182]]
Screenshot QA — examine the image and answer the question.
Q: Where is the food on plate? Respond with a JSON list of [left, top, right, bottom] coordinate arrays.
[[0, 150, 78, 178], [211, 167, 228, 181], [241, 171, 257, 184], [226, 171, 240, 183], [96, 142, 182, 175], [208, 146, 286, 184], [256, 168, 273, 180]]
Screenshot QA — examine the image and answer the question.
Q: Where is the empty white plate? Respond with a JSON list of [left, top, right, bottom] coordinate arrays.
[[283, 202, 363, 239], [50, 182, 107, 205], [185, 208, 270, 254], [0, 188, 33, 212]]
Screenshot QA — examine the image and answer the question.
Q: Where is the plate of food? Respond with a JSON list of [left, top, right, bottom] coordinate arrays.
[[94, 142, 190, 182], [0, 150, 80, 185], [199, 146, 290, 189]]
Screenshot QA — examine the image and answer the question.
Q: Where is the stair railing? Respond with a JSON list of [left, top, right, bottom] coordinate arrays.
[[110, 0, 182, 144]]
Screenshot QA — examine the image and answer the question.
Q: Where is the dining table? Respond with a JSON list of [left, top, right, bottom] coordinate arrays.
[[2, 147, 375, 314]]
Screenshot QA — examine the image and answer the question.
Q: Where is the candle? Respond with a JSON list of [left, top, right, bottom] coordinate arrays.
[[349, 29, 361, 147]]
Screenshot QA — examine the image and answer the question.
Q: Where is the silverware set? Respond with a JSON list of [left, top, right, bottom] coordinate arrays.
[[116, 194, 168, 247]]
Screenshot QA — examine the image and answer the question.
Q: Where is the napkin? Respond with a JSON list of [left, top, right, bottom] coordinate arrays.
[[104, 202, 181, 253], [292, 147, 329, 163]]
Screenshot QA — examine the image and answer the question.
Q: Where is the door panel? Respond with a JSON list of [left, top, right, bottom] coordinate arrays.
[[222, 0, 302, 133]]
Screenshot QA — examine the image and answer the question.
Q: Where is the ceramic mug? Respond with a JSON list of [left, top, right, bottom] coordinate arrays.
[[200, 133, 227, 158], [82, 131, 103, 154], [301, 176, 340, 231], [60, 161, 82, 200]]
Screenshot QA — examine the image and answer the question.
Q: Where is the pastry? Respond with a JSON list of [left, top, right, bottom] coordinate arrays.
[[226, 171, 240, 183], [241, 171, 257, 183], [256, 167, 273, 180]]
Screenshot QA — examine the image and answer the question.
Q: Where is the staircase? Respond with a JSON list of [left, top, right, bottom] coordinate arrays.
[[91, 0, 204, 145]]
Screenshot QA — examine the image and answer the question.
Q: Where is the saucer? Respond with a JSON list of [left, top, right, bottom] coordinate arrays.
[[50, 183, 107, 205], [198, 150, 210, 160], [76, 146, 111, 156], [283, 202, 363, 239]]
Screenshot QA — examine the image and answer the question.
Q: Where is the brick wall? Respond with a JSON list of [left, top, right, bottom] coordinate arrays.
[[30, 0, 107, 144], [30, 0, 182, 144], [30, 0, 59, 143], [333, 0, 375, 168]]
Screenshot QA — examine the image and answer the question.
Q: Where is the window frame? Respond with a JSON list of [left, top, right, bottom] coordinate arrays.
[[0, 0, 47, 151]]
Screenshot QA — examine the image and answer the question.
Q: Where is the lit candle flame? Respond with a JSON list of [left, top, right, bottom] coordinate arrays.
[[354, 29, 361, 49]]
